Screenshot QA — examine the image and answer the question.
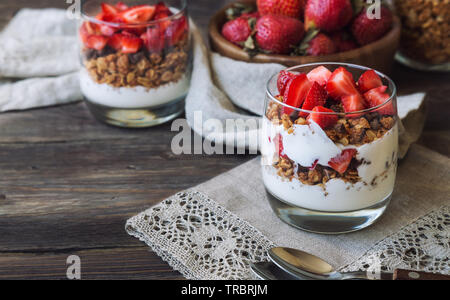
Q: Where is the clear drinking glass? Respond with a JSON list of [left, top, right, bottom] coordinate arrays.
[[78, 0, 191, 127], [261, 63, 399, 234]]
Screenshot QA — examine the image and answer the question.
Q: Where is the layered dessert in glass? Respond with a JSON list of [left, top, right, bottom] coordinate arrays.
[[261, 63, 399, 234], [79, 0, 191, 127]]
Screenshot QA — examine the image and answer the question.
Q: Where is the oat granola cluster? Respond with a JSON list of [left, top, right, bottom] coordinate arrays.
[[267, 100, 395, 146], [266, 100, 396, 186], [274, 156, 364, 188], [395, 0, 450, 65], [83, 36, 190, 89]]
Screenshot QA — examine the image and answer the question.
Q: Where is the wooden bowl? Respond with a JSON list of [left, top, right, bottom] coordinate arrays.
[[209, 0, 401, 74]]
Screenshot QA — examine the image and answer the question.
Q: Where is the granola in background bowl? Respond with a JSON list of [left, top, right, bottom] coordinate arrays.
[[394, 0, 450, 71]]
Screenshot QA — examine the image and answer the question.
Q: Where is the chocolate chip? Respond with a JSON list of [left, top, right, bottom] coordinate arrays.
[[370, 118, 381, 130], [128, 51, 146, 64], [334, 122, 346, 134], [83, 49, 98, 60]]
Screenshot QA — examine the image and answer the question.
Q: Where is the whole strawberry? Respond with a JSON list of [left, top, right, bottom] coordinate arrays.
[[330, 31, 358, 52], [255, 15, 305, 54], [304, 0, 353, 32], [222, 17, 252, 46], [257, 0, 305, 18], [351, 6, 393, 45], [306, 33, 336, 56]]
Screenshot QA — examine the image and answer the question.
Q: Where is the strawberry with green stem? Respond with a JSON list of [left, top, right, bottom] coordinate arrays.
[[257, 0, 305, 18], [304, 0, 353, 32], [255, 15, 305, 54], [351, 6, 393, 46]]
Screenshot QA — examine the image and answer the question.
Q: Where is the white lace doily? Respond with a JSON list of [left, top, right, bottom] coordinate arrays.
[[126, 191, 449, 279], [126, 191, 275, 280], [340, 206, 449, 275]]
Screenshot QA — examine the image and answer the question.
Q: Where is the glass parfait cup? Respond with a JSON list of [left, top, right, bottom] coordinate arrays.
[[78, 0, 191, 128], [261, 63, 399, 234]]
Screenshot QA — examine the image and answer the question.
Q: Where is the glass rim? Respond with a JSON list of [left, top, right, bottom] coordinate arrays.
[[80, 0, 187, 28], [266, 62, 398, 116]]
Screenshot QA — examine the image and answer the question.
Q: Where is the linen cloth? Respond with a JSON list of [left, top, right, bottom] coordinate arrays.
[[126, 144, 449, 279], [0, 9, 425, 157]]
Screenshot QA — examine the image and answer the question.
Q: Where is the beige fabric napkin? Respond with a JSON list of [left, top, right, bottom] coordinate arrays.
[[193, 144, 449, 268], [0, 9, 81, 112], [126, 144, 449, 279]]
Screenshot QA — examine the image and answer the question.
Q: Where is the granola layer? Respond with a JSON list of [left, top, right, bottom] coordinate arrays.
[[82, 35, 190, 89], [266, 99, 396, 146], [265, 99, 396, 186]]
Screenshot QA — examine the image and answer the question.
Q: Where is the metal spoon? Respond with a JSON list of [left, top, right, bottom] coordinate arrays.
[[269, 247, 375, 280], [250, 262, 310, 280], [269, 247, 450, 280]]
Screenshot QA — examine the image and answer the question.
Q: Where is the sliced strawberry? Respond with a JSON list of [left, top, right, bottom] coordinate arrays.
[[142, 27, 165, 53], [115, 2, 129, 11], [119, 5, 156, 24], [282, 74, 312, 115], [120, 34, 143, 53], [80, 21, 98, 41], [328, 149, 357, 174], [307, 66, 332, 86], [364, 86, 395, 115], [122, 26, 146, 35], [107, 33, 123, 50], [96, 11, 118, 22], [357, 70, 383, 93], [341, 93, 367, 115], [165, 16, 188, 47], [273, 134, 288, 159], [98, 24, 117, 36], [154, 2, 172, 15], [300, 82, 328, 117], [79, 22, 91, 44], [326, 67, 359, 100], [309, 159, 319, 170], [154, 11, 173, 32], [101, 3, 119, 15], [277, 70, 296, 95], [86, 35, 108, 50], [307, 106, 338, 129]]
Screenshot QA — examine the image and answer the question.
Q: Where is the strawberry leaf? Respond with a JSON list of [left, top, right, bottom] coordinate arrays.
[[225, 3, 255, 20], [351, 0, 366, 16], [244, 36, 255, 50], [291, 28, 320, 56], [243, 36, 260, 57], [248, 17, 257, 30]]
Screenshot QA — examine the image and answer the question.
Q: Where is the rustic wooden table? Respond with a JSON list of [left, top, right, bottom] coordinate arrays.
[[0, 0, 449, 280]]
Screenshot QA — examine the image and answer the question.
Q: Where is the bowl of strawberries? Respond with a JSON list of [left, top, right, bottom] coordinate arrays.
[[209, 0, 401, 74]]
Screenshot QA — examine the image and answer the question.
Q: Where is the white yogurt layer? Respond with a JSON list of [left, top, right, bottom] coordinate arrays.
[[261, 118, 399, 212], [80, 68, 190, 109]]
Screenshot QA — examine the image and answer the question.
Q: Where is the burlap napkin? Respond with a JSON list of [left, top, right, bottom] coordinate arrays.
[[126, 143, 449, 279]]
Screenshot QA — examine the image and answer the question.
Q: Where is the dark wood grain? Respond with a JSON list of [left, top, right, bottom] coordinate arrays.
[[0, 0, 449, 280], [393, 269, 450, 281]]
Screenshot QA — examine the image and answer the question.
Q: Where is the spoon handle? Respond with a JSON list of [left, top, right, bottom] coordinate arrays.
[[393, 269, 450, 280]]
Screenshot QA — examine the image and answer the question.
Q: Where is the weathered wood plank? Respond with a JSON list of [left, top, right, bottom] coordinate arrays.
[[0, 247, 183, 280], [0, 0, 448, 280]]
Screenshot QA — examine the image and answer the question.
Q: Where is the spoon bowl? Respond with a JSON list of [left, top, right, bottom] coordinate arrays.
[[269, 247, 367, 280]]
